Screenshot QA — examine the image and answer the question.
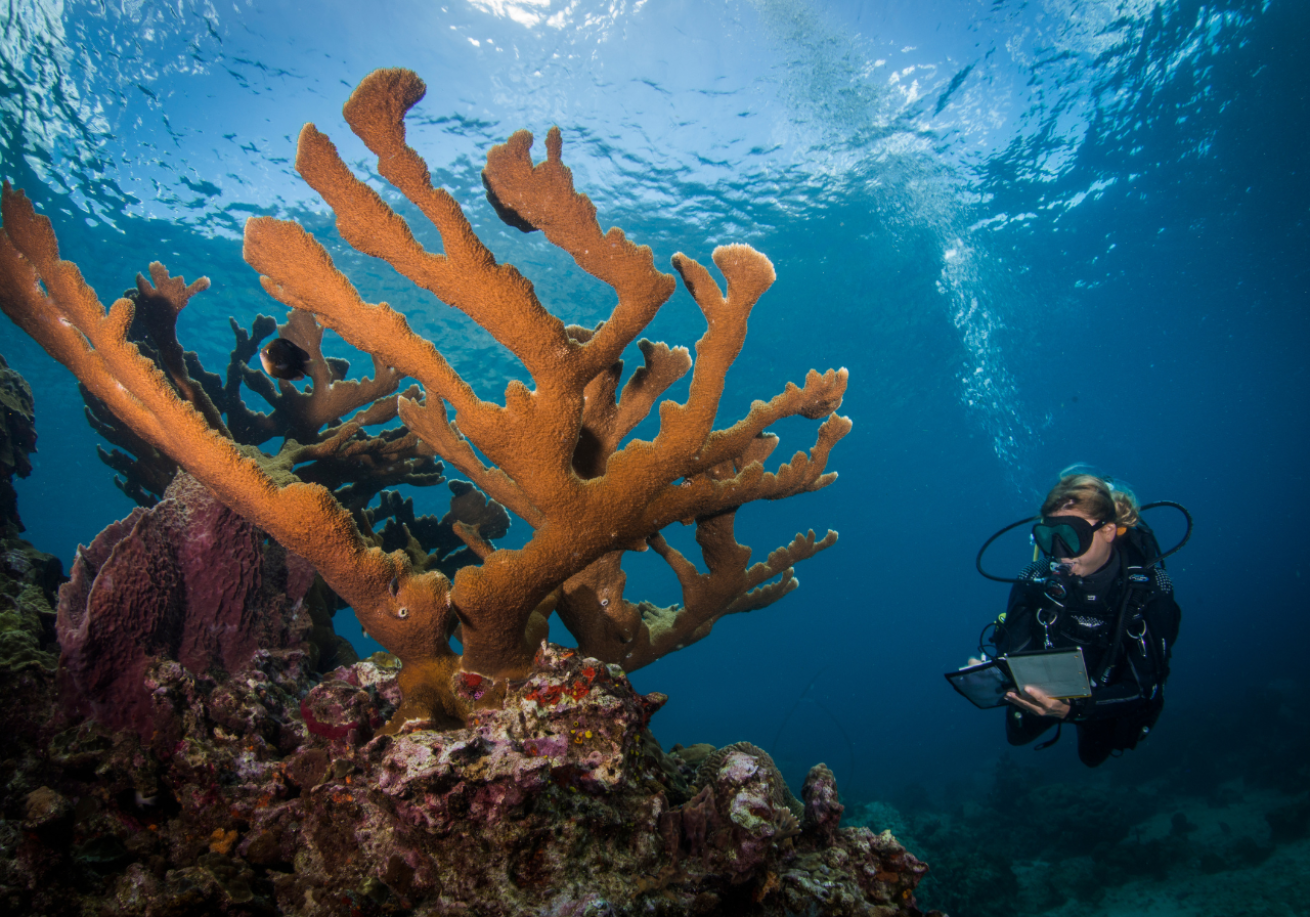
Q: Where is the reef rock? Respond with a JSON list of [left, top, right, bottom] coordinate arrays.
[[0, 353, 37, 536], [0, 357, 64, 824], [1, 640, 939, 916]]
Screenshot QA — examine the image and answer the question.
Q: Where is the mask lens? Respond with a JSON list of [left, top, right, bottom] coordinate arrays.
[[1051, 526, 1082, 557], [1033, 518, 1094, 557]]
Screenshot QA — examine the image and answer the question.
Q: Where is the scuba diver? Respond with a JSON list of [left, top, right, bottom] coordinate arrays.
[[974, 473, 1185, 767]]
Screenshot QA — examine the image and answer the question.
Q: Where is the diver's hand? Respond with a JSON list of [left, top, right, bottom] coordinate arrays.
[[1004, 685, 1071, 719]]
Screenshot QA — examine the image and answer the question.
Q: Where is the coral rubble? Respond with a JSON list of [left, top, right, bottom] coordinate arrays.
[[0, 66, 851, 729]]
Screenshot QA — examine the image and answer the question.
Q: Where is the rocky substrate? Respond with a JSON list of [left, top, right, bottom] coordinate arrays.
[[1, 637, 939, 916]]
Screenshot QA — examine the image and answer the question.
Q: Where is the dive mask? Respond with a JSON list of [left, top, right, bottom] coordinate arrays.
[[1032, 515, 1111, 558]]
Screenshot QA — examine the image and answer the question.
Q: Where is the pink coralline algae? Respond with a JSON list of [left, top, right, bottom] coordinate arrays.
[[300, 676, 388, 746], [55, 472, 317, 739]]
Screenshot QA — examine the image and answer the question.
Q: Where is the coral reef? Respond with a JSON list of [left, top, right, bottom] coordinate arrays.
[[0, 355, 63, 771], [0, 423, 932, 913], [0, 352, 37, 536], [2, 614, 939, 915], [0, 491, 938, 914], [0, 359, 66, 905], [0, 67, 851, 728]]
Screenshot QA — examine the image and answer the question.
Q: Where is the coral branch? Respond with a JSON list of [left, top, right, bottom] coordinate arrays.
[[559, 517, 839, 671], [396, 394, 543, 528], [1, 67, 851, 727], [132, 263, 229, 437], [0, 185, 461, 720], [481, 125, 678, 381], [81, 382, 178, 506], [270, 309, 402, 440]]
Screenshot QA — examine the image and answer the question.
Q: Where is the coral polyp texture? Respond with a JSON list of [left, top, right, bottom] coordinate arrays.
[[0, 67, 851, 730]]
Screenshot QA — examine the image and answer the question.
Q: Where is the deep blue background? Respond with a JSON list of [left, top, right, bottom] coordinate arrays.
[[2, 0, 1306, 803]]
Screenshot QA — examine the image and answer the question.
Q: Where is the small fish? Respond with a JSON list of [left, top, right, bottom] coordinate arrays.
[[259, 338, 311, 380]]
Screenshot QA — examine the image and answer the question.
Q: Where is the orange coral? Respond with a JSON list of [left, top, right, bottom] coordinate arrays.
[[0, 67, 850, 729]]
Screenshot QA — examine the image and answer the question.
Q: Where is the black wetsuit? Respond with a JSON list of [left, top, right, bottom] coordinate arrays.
[[994, 541, 1181, 767]]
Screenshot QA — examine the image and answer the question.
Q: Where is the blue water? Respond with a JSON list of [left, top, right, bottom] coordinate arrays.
[[2, 0, 1307, 908]]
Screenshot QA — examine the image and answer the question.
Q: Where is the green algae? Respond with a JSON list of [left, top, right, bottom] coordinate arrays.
[[0, 584, 56, 674]]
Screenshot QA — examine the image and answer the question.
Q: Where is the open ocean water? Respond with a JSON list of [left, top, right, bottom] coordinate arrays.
[[2, 1, 1307, 914]]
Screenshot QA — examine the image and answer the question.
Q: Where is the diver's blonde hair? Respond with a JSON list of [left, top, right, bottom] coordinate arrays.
[[1041, 473, 1140, 527]]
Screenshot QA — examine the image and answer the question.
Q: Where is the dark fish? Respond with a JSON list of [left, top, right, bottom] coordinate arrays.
[[259, 338, 311, 380]]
